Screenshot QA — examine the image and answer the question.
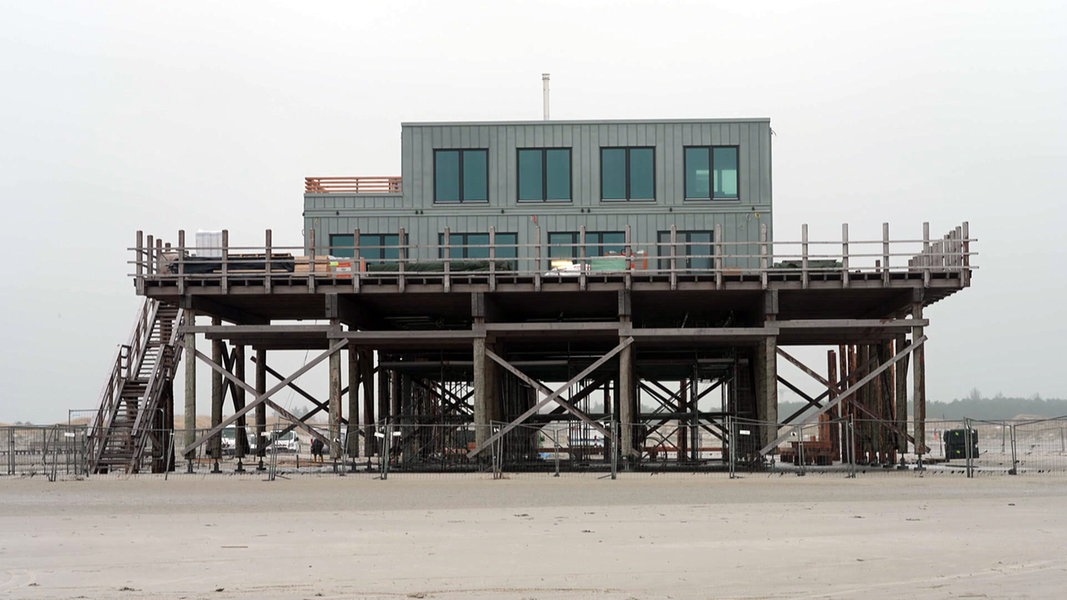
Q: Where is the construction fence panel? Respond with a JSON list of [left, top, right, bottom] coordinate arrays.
[[1, 425, 88, 478]]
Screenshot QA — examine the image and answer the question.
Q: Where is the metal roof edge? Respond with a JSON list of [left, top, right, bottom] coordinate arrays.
[[400, 117, 772, 127]]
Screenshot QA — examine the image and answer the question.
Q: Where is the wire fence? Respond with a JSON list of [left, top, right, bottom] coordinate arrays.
[[1, 425, 87, 480], [6, 416, 1067, 479]]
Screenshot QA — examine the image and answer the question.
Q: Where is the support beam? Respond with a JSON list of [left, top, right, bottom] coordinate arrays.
[[756, 337, 778, 450], [347, 346, 360, 458], [255, 349, 266, 458], [210, 318, 224, 459], [619, 338, 636, 460], [183, 309, 196, 461], [329, 321, 343, 460], [232, 344, 249, 458], [473, 337, 488, 448], [895, 336, 911, 455], [912, 302, 927, 455]]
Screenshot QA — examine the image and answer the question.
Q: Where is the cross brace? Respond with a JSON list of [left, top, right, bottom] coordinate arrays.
[[757, 336, 927, 456], [181, 340, 348, 455], [467, 337, 633, 458]]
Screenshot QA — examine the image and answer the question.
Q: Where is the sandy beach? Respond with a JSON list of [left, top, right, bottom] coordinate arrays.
[[1, 472, 1065, 599]]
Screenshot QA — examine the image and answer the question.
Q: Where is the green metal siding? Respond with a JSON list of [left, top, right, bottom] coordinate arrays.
[[304, 119, 772, 268]]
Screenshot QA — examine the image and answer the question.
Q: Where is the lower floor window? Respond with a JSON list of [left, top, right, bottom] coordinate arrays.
[[329, 233, 400, 261], [657, 230, 713, 271], [548, 231, 626, 259], [438, 232, 518, 260]]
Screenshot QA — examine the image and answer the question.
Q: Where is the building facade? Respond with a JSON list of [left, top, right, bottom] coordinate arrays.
[[304, 118, 772, 271]]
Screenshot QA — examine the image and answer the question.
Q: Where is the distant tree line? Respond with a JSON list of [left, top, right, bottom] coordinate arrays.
[[779, 390, 1067, 422]]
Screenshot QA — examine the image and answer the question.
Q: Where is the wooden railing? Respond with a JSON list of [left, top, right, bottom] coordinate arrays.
[[305, 176, 402, 194], [132, 222, 975, 295]]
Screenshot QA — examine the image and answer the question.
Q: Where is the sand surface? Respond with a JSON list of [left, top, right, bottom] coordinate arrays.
[[1, 472, 1065, 599]]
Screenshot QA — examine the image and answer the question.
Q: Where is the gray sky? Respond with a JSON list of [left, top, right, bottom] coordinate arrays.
[[1, 1, 1064, 423]]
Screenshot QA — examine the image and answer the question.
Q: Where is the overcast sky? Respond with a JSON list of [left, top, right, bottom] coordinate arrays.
[[1, 1, 1064, 423]]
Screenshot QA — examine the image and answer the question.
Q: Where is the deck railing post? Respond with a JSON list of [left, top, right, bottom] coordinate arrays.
[[145, 234, 154, 276], [841, 223, 850, 287], [882, 222, 890, 285], [398, 227, 407, 293], [264, 229, 272, 293], [442, 227, 451, 293], [306, 228, 316, 292], [489, 226, 497, 292], [669, 225, 678, 290], [136, 231, 144, 277], [714, 223, 724, 289], [221, 229, 229, 294], [759, 223, 769, 289], [155, 238, 164, 284], [579, 225, 588, 291], [801, 224, 809, 289], [352, 228, 361, 292], [922, 222, 931, 287], [176, 230, 185, 295], [961, 221, 970, 286], [534, 224, 542, 291]]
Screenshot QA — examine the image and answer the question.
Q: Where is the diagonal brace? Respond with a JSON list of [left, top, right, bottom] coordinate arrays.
[[468, 337, 633, 457], [182, 340, 348, 455], [758, 336, 926, 456]]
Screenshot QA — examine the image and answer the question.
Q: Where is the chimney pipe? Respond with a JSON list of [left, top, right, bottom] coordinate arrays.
[[542, 73, 550, 120]]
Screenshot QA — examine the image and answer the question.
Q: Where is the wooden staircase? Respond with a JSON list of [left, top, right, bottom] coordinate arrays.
[[87, 300, 184, 473]]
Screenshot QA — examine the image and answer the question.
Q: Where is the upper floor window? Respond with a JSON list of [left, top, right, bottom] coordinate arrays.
[[684, 146, 739, 200], [435, 149, 488, 203], [330, 233, 400, 261], [601, 147, 655, 201], [657, 230, 713, 271], [548, 231, 626, 259], [518, 148, 571, 202], [438, 232, 518, 260]]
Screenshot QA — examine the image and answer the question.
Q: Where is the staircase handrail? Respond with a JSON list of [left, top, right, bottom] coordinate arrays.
[[86, 346, 128, 468], [125, 299, 162, 381], [125, 307, 185, 472], [86, 298, 159, 472]]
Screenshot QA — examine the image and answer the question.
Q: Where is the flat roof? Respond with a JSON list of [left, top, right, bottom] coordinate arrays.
[[401, 117, 771, 127]]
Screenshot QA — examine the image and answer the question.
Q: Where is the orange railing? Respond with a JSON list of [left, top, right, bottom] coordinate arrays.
[[305, 176, 402, 194]]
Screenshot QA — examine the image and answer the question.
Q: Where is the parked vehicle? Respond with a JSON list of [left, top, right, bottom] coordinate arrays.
[[267, 430, 300, 453]]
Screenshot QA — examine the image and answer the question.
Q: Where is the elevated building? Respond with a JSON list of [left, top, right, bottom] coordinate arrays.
[[88, 118, 972, 474]]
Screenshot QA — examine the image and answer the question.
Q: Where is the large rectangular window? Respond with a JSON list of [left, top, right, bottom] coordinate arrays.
[[548, 231, 626, 259], [685, 146, 739, 200], [435, 149, 488, 203], [438, 232, 518, 260], [601, 147, 655, 201], [518, 148, 571, 201], [657, 230, 713, 271], [329, 233, 399, 261]]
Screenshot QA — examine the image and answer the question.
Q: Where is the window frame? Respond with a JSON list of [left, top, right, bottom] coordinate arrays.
[[548, 231, 627, 260], [437, 231, 518, 260], [517, 148, 572, 202], [600, 146, 656, 202], [330, 233, 400, 261], [657, 230, 714, 271], [433, 148, 489, 204], [683, 145, 740, 201]]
